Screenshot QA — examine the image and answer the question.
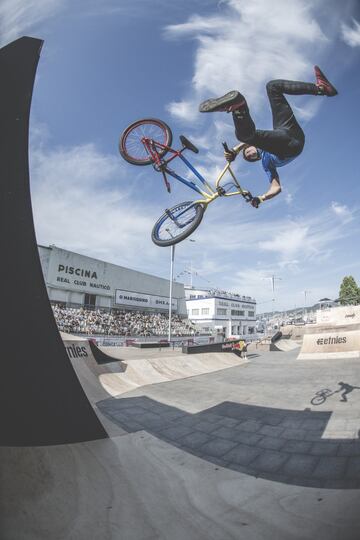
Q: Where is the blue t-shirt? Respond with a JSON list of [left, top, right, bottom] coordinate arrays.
[[260, 150, 296, 182]]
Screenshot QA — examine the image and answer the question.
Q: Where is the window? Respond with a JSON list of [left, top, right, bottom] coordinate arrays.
[[201, 308, 210, 315], [217, 308, 227, 316], [84, 293, 96, 307], [231, 310, 244, 316], [192, 309, 199, 315], [248, 311, 255, 317], [219, 301, 229, 306]]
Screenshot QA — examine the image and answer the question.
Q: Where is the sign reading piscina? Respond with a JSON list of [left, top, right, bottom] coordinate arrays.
[[55, 263, 111, 290]]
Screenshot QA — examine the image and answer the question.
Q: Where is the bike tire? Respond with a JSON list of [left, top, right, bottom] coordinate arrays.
[[311, 396, 325, 406], [152, 201, 205, 247], [119, 118, 173, 166]]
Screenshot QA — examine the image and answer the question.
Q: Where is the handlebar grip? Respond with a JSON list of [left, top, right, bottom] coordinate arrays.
[[222, 142, 230, 153]]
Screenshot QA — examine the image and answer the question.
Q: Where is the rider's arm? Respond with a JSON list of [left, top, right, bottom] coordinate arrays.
[[261, 177, 281, 201], [251, 177, 281, 208]]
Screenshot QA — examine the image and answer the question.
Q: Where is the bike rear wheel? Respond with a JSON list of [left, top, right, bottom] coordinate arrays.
[[119, 118, 173, 166], [152, 201, 205, 246]]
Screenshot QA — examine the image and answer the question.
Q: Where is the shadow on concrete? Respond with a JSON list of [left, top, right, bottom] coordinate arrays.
[[98, 395, 360, 489], [311, 382, 360, 406]]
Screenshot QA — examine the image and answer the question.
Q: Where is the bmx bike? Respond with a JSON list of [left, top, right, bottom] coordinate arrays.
[[119, 118, 254, 247]]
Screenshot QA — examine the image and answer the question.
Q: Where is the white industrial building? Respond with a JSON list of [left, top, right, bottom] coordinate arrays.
[[38, 244, 187, 316], [185, 287, 257, 339]]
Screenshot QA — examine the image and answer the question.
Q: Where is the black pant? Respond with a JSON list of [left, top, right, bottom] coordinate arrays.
[[233, 80, 318, 159]]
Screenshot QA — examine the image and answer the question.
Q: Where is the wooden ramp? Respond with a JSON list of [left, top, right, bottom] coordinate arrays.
[[297, 329, 360, 360]]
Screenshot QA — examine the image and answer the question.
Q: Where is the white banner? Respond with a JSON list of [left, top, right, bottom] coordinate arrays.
[[316, 306, 360, 326], [115, 289, 177, 309]]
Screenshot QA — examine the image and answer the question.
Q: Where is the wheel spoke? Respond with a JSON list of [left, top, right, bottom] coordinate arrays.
[[123, 121, 168, 162], [158, 204, 197, 240]]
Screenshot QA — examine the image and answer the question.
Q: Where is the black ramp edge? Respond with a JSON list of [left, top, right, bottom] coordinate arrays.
[[0, 37, 108, 446], [89, 339, 124, 364]]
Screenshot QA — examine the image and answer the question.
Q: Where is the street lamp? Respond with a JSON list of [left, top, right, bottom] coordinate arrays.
[[303, 290, 311, 320], [168, 237, 196, 343], [262, 274, 281, 333], [168, 243, 175, 342]]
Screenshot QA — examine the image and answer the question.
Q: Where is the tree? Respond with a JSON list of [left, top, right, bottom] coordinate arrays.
[[338, 276, 360, 305]]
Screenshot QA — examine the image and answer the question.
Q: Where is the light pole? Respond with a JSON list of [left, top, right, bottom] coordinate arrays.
[[168, 244, 175, 342], [168, 238, 196, 344], [262, 274, 281, 333], [303, 290, 311, 320]]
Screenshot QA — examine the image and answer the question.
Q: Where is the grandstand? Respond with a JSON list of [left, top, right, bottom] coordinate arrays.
[[52, 304, 198, 338]]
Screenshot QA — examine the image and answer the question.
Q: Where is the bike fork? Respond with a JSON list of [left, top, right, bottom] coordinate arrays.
[[165, 208, 194, 229]]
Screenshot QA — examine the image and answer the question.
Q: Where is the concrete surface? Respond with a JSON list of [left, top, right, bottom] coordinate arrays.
[[2, 348, 360, 539], [61, 332, 247, 397]]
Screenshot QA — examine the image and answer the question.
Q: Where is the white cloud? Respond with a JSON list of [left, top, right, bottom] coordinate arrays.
[[191, 199, 357, 268], [341, 18, 360, 47], [29, 141, 167, 273], [164, 0, 328, 122], [0, 0, 64, 46], [331, 201, 354, 222], [166, 99, 199, 122], [258, 224, 310, 256], [284, 191, 294, 205], [255, 209, 356, 262]]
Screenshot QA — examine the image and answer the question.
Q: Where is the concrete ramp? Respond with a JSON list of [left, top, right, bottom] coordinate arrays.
[[273, 339, 301, 352], [0, 37, 107, 446], [60, 332, 122, 364], [99, 352, 243, 396], [61, 333, 246, 398], [297, 329, 360, 360], [247, 337, 300, 352]]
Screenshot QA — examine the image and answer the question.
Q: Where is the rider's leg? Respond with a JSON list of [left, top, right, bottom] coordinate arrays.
[[231, 103, 303, 159], [240, 68, 337, 156], [199, 67, 337, 158], [198, 90, 262, 150], [239, 78, 324, 158], [198, 85, 308, 157], [266, 79, 319, 129]]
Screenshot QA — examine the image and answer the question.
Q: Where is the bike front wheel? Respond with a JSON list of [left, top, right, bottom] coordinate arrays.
[[119, 118, 173, 166], [152, 201, 205, 247], [311, 395, 325, 406]]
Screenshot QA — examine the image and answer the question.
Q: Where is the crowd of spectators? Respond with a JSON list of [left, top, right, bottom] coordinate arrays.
[[208, 289, 253, 301], [52, 304, 198, 337]]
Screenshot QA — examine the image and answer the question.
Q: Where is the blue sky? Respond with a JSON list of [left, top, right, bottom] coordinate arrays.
[[1, 0, 360, 311]]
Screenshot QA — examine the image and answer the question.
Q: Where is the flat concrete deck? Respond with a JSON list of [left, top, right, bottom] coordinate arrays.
[[98, 350, 360, 490], [3, 349, 360, 539]]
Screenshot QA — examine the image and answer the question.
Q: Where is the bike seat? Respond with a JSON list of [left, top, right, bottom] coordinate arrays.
[[180, 135, 199, 154]]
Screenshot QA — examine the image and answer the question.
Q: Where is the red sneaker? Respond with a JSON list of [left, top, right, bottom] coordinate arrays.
[[199, 91, 247, 113], [314, 66, 338, 96]]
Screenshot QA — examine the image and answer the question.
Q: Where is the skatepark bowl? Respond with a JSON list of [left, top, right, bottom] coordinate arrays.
[[1, 36, 359, 540], [3, 333, 360, 540]]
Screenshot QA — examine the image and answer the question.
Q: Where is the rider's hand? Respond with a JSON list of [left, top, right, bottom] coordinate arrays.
[[224, 149, 236, 162], [251, 196, 264, 208]]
